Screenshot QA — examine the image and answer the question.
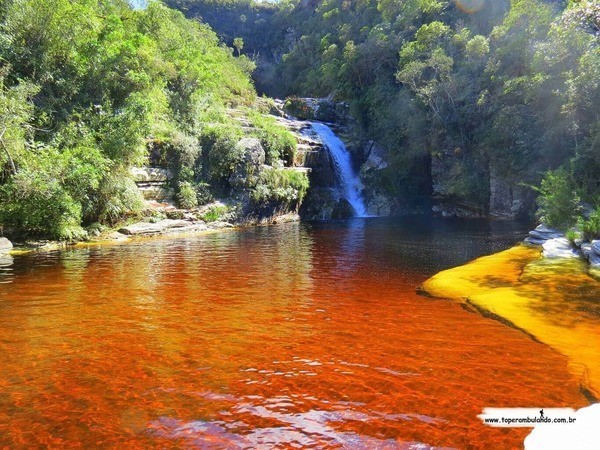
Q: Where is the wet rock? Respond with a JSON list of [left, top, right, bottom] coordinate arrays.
[[592, 240, 600, 256], [118, 222, 164, 235], [588, 240, 600, 267], [164, 223, 208, 234], [524, 237, 547, 246], [542, 238, 581, 259], [207, 221, 234, 230], [525, 224, 564, 246], [365, 193, 392, 216], [272, 212, 300, 224], [300, 188, 338, 220], [118, 219, 190, 236], [332, 199, 356, 219], [0, 237, 12, 254]]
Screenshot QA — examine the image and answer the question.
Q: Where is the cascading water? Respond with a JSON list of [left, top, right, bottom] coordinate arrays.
[[310, 122, 369, 217]]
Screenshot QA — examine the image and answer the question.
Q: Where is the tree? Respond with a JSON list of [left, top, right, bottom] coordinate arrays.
[[233, 37, 244, 56]]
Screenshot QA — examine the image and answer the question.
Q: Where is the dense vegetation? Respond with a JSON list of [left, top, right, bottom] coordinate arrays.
[[170, 0, 600, 227], [0, 0, 305, 240]]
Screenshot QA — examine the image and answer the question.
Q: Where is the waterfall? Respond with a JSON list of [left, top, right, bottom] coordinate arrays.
[[310, 122, 369, 217]]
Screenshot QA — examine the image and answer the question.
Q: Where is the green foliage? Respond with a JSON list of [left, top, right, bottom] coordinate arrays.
[[535, 169, 581, 230], [565, 228, 579, 244], [201, 204, 228, 222], [176, 181, 199, 209], [283, 96, 314, 120], [200, 121, 244, 184], [0, 0, 256, 238], [579, 207, 600, 241], [247, 110, 296, 165], [0, 144, 106, 239], [251, 168, 309, 208]]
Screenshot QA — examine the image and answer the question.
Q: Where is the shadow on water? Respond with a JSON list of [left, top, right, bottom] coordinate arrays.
[[307, 215, 532, 277]]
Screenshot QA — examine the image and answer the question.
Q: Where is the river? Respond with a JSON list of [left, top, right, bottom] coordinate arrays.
[[0, 217, 588, 448]]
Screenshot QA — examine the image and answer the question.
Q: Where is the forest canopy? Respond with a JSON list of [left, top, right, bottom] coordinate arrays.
[[0, 0, 255, 239], [170, 0, 600, 226]]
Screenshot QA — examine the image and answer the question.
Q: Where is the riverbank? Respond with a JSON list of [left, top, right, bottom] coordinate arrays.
[[420, 244, 600, 401], [1, 200, 301, 256]]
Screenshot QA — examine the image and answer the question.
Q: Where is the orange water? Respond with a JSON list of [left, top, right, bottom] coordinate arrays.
[[0, 219, 588, 449]]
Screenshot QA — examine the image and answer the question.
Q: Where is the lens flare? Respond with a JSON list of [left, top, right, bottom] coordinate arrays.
[[454, 0, 485, 14]]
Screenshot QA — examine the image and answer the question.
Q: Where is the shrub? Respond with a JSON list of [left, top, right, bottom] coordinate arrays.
[[247, 111, 297, 165], [0, 143, 106, 239], [0, 169, 84, 240], [535, 169, 581, 230], [200, 122, 244, 184], [251, 168, 309, 208], [315, 101, 337, 122], [195, 182, 214, 206], [93, 171, 144, 225], [579, 206, 600, 241], [283, 96, 314, 120], [176, 181, 198, 209], [201, 205, 228, 222]]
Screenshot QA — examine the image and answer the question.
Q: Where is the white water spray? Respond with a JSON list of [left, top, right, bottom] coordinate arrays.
[[310, 122, 369, 217]]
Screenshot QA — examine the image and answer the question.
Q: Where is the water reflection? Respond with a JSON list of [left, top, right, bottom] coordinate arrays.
[[0, 254, 13, 284], [0, 218, 589, 449]]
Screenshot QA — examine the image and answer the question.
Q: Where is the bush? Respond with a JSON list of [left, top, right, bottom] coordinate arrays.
[[200, 122, 244, 184], [201, 205, 228, 222], [195, 182, 214, 206], [535, 169, 581, 230], [283, 96, 314, 120], [0, 143, 107, 239], [0, 170, 84, 240], [247, 110, 297, 165], [93, 171, 144, 225], [251, 168, 309, 208], [176, 181, 198, 209], [579, 206, 600, 241]]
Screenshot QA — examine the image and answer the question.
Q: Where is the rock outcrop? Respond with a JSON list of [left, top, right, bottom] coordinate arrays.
[[524, 224, 600, 277], [131, 167, 174, 202], [228, 138, 265, 189], [524, 224, 564, 246], [119, 219, 193, 236], [542, 238, 581, 259], [0, 237, 12, 254]]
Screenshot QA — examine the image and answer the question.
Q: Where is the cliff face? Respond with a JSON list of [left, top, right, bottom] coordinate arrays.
[[430, 152, 535, 219]]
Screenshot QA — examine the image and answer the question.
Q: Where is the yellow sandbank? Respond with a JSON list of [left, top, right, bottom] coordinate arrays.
[[421, 245, 600, 399]]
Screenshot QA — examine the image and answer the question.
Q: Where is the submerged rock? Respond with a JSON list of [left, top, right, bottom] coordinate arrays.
[[0, 237, 13, 254]]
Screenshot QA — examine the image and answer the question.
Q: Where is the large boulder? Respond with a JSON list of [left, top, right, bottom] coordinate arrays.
[[229, 138, 266, 189], [0, 237, 12, 254]]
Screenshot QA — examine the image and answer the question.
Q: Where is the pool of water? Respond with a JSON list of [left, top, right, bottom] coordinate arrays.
[[0, 217, 588, 448]]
